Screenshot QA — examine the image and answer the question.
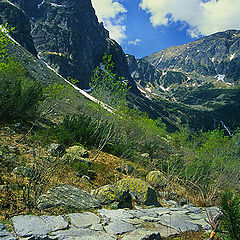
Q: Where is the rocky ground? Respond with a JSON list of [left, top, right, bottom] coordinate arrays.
[[1, 203, 219, 240]]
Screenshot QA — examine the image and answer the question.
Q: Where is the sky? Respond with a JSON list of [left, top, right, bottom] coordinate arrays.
[[91, 0, 240, 59]]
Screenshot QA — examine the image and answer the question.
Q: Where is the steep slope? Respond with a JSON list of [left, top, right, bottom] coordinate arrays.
[[144, 30, 240, 83], [127, 54, 188, 89], [3, 0, 134, 90]]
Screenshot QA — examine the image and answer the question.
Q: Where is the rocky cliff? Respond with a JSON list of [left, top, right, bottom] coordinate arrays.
[[126, 54, 187, 89], [2, 0, 134, 89], [144, 30, 240, 83]]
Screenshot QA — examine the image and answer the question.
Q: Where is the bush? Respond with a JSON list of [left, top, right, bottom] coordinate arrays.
[[0, 25, 43, 123], [220, 190, 240, 240]]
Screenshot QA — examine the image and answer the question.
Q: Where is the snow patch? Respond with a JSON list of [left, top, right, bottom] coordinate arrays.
[[160, 86, 170, 92], [50, 3, 66, 8], [211, 57, 215, 62], [38, 0, 45, 9], [214, 74, 225, 81], [145, 87, 152, 92], [230, 53, 236, 61], [131, 71, 136, 78], [158, 55, 164, 64]]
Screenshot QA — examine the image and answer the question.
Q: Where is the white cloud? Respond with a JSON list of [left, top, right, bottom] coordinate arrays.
[[128, 38, 142, 46], [140, 0, 240, 38], [91, 0, 127, 43]]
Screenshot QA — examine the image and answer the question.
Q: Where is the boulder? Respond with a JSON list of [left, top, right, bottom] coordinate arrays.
[[62, 145, 90, 165], [92, 178, 161, 207], [146, 171, 168, 189], [12, 215, 68, 238], [48, 143, 65, 156], [91, 185, 119, 204], [37, 184, 101, 210], [115, 178, 161, 207]]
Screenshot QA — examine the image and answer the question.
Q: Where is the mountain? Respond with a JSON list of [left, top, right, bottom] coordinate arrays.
[[1, 0, 135, 90], [144, 30, 240, 84], [126, 31, 240, 133]]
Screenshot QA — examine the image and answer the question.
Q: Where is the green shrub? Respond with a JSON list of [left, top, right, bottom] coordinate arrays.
[[0, 25, 43, 123], [220, 190, 240, 240]]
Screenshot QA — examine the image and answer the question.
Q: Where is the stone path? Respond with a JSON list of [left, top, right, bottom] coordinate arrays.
[[0, 205, 220, 240]]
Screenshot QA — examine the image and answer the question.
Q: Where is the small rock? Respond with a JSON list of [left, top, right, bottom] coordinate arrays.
[[48, 143, 65, 156], [121, 228, 161, 240], [122, 164, 134, 175], [81, 175, 91, 181], [104, 221, 136, 235], [141, 153, 150, 159], [0, 223, 5, 231], [67, 212, 101, 228]]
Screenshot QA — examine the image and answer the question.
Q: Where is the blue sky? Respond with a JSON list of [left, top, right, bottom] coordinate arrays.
[[92, 0, 240, 59]]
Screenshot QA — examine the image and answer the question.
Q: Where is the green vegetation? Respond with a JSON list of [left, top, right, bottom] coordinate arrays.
[[0, 24, 43, 123], [220, 191, 240, 240]]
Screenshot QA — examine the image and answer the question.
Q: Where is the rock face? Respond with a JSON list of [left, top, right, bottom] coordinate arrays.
[[37, 184, 101, 210], [126, 54, 187, 89], [6, 0, 134, 89], [144, 30, 240, 83], [0, 1, 37, 56]]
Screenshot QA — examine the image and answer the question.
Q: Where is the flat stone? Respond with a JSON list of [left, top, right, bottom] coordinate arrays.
[[140, 216, 160, 222], [151, 208, 171, 216], [98, 209, 133, 222], [0, 230, 17, 240], [89, 224, 103, 231], [104, 221, 136, 235], [158, 212, 200, 232], [63, 234, 117, 240], [50, 228, 93, 239], [153, 223, 179, 238], [121, 228, 161, 240], [191, 219, 211, 230], [122, 218, 145, 225], [129, 209, 158, 218], [67, 212, 100, 228], [37, 184, 101, 210], [12, 215, 68, 237]]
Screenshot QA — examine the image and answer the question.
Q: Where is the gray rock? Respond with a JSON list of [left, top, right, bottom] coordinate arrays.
[[158, 212, 200, 232], [48, 143, 65, 156], [98, 209, 133, 222], [50, 228, 93, 239], [37, 184, 101, 210], [122, 164, 134, 174], [122, 218, 145, 225], [129, 209, 158, 218], [89, 224, 103, 231], [153, 223, 179, 238], [0, 230, 17, 240], [12, 215, 69, 238], [0, 223, 5, 231], [63, 234, 116, 240], [104, 221, 136, 235], [67, 212, 100, 228], [121, 228, 161, 240]]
